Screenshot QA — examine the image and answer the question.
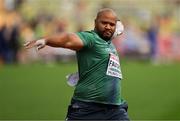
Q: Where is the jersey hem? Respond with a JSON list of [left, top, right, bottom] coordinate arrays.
[[72, 97, 125, 106]]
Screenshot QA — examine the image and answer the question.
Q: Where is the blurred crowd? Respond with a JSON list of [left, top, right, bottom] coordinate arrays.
[[0, 0, 180, 65]]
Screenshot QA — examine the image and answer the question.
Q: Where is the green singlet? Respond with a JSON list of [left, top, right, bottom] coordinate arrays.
[[73, 30, 124, 105]]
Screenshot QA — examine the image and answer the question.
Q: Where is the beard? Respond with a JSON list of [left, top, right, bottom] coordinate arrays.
[[96, 29, 114, 41]]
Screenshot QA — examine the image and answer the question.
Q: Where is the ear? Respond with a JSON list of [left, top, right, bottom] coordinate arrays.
[[94, 19, 97, 24], [94, 19, 97, 28]]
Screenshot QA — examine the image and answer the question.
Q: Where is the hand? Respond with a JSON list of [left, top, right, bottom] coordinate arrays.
[[24, 39, 46, 50]]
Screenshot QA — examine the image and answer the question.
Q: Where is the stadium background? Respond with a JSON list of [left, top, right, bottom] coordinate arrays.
[[0, 0, 180, 120]]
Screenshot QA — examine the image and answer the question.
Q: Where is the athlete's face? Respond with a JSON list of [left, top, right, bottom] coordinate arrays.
[[95, 11, 117, 40]]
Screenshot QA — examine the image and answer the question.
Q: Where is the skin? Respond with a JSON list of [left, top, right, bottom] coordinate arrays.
[[24, 8, 117, 51], [95, 8, 117, 40]]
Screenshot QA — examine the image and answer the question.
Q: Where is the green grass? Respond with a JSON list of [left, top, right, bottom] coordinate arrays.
[[0, 61, 180, 120]]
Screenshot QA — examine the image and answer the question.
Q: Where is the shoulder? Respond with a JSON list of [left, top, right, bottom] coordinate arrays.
[[76, 30, 96, 48], [76, 30, 94, 38]]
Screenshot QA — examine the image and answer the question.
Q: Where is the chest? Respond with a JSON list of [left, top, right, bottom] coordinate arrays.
[[93, 42, 118, 58]]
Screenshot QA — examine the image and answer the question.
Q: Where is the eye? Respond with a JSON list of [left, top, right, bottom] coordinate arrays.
[[110, 23, 115, 27], [101, 21, 107, 25]]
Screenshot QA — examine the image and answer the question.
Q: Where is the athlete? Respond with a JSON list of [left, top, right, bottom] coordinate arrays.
[[24, 8, 129, 120]]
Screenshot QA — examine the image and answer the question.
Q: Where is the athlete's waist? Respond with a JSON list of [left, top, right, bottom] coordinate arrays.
[[72, 96, 123, 106], [71, 98, 127, 108]]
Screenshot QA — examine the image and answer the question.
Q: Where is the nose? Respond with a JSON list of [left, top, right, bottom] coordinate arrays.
[[105, 24, 111, 30]]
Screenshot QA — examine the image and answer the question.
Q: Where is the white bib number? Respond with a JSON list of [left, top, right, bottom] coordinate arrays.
[[106, 53, 122, 79]]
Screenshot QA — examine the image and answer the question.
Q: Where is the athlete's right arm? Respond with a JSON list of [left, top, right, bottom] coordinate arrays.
[[24, 32, 84, 51]]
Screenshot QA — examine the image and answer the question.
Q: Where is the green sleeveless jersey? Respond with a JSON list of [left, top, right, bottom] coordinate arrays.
[[73, 30, 123, 105]]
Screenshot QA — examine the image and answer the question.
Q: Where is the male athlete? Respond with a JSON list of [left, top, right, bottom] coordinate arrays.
[[24, 8, 130, 120]]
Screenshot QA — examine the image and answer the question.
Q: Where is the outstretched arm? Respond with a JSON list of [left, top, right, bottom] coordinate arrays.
[[24, 32, 84, 51]]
